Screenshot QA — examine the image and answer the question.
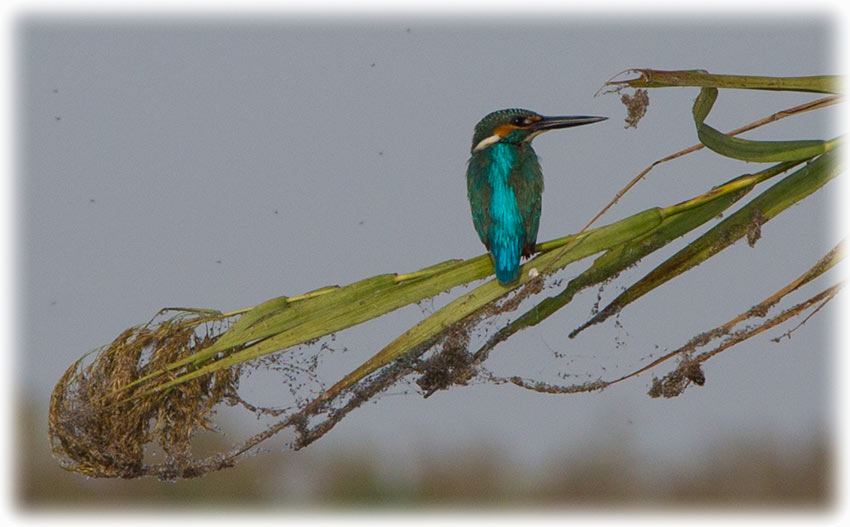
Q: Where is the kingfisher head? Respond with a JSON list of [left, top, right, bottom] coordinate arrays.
[[471, 108, 607, 154]]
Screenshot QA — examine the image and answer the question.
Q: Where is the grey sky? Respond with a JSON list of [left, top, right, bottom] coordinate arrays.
[[19, 14, 837, 488]]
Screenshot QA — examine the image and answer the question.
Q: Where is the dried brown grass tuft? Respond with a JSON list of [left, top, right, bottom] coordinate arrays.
[[48, 314, 241, 479]]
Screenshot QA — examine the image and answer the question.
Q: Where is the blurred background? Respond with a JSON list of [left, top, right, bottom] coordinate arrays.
[[15, 9, 838, 507]]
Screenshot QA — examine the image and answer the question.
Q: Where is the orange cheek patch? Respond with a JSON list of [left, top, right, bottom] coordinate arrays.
[[493, 124, 520, 137]]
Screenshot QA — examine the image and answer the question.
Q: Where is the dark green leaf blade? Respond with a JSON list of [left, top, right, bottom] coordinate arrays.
[[571, 147, 842, 337]]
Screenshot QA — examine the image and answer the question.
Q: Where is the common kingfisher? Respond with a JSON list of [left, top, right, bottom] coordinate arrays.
[[466, 109, 607, 284]]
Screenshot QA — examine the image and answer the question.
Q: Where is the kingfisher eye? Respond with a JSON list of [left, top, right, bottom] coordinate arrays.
[[511, 116, 527, 126]]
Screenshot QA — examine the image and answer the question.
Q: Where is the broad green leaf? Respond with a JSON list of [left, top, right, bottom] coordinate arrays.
[[474, 176, 747, 360], [571, 147, 842, 337], [122, 213, 636, 397], [306, 207, 669, 408], [694, 88, 833, 162], [611, 69, 841, 94], [473, 158, 804, 361]]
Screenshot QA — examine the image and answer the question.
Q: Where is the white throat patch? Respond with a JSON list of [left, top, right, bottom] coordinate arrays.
[[524, 130, 545, 142], [472, 134, 502, 153]]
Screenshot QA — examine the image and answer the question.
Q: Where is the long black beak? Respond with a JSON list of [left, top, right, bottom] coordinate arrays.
[[531, 115, 608, 132]]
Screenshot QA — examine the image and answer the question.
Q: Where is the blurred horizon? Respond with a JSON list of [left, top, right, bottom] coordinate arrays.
[[18, 393, 833, 507]]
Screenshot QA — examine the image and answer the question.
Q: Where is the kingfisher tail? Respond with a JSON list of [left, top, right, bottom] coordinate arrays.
[[491, 235, 522, 284]]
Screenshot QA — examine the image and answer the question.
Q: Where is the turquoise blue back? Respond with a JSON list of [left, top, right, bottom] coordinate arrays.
[[466, 142, 543, 284]]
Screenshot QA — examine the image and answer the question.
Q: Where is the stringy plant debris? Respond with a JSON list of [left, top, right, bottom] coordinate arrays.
[[648, 356, 706, 399], [413, 276, 546, 398], [747, 209, 768, 247], [621, 89, 649, 128], [415, 326, 474, 397], [48, 312, 243, 479]]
